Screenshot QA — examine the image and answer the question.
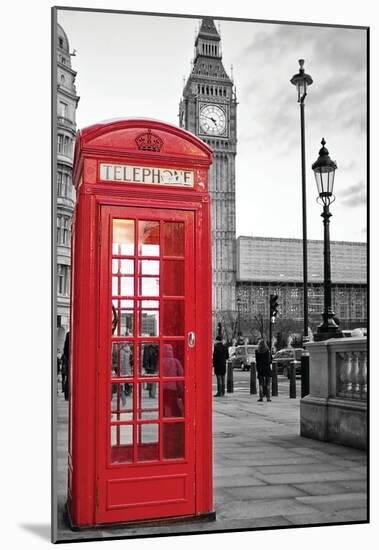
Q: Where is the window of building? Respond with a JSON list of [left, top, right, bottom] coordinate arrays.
[[57, 134, 64, 153], [57, 170, 71, 198], [60, 74, 65, 84], [57, 264, 70, 296], [64, 173, 69, 196], [57, 216, 62, 243], [57, 171, 64, 196], [59, 37, 64, 48], [59, 102, 68, 118], [62, 217, 70, 245], [64, 136, 71, 156]]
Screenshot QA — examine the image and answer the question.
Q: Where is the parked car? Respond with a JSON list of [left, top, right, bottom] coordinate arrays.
[[342, 328, 367, 337], [272, 348, 304, 377], [230, 345, 258, 371]]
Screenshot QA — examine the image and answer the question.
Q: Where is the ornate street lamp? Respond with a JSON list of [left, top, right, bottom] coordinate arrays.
[[312, 139, 342, 341], [290, 59, 313, 340]]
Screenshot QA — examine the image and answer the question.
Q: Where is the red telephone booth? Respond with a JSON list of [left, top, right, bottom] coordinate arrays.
[[67, 119, 214, 529]]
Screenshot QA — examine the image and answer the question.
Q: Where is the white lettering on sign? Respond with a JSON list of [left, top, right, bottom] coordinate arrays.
[[100, 163, 194, 187]]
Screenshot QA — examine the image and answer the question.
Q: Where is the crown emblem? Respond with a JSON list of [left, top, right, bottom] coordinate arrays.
[[135, 129, 163, 152]]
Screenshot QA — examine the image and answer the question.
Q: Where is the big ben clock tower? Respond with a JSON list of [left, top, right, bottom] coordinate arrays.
[[179, 18, 237, 332]]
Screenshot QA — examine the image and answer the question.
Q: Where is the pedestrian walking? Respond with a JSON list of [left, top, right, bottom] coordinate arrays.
[[143, 342, 159, 398], [213, 335, 228, 397], [255, 339, 272, 402]]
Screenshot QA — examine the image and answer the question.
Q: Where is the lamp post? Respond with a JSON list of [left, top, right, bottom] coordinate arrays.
[[290, 59, 313, 341], [312, 139, 342, 341], [236, 296, 242, 343]]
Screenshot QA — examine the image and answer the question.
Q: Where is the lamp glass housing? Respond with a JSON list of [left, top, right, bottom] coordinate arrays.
[[296, 79, 307, 102], [314, 167, 335, 198]]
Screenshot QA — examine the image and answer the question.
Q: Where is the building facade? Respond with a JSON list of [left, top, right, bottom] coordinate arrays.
[[56, 24, 79, 352], [236, 236, 367, 340], [179, 18, 237, 329]]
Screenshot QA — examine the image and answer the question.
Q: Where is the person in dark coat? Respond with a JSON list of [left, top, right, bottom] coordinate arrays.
[[61, 331, 70, 401], [213, 335, 228, 397], [255, 339, 271, 402]]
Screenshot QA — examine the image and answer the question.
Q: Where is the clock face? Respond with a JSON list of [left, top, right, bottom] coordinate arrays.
[[199, 104, 227, 136]]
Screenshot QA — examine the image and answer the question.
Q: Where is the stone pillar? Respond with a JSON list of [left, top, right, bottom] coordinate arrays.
[[300, 337, 367, 449]]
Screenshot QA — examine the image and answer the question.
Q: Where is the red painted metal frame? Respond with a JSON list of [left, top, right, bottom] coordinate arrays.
[[68, 119, 213, 528]]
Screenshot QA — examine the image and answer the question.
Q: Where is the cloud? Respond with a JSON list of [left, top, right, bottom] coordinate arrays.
[[339, 160, 356, 172], [339, 180, 366, 207], [340, 181, 365, 197]]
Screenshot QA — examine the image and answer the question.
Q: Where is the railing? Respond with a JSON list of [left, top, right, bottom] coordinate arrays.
[[336, 349, 367, 401], [57, 116, 76, 130]]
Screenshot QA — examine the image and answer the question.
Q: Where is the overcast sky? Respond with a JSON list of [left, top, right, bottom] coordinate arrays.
[[57, 9, 367, 243]]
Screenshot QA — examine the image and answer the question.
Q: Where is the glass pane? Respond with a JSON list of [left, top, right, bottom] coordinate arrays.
[[163, 222, 184, 256], [163, 300, 184, 336], [138, 221, 160, 256], [111, 343, 134, 378], [139, 260, 160, 275], [163, 423, 184, 459], [140, 309, 159, 337], [112, 276, 134, 297], [163, 342, 185, 377], [113, 219, 134, 255], [163, 260, 184, 296], [139, 277, 159, 296], [112, 300, 134, 336], [141, 300, 159, 308], [111, 425, 133, 464], [163, 381, 184, 418], [138, 382, 159, 420], [137, 424, 159, 462], [112, 259, 134, 275], [111, 383, 133, 421], [140, 342, 160, 377]]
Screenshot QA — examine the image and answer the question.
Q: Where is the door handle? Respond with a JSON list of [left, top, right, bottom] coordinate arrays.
[[188, 331, 196, 348]]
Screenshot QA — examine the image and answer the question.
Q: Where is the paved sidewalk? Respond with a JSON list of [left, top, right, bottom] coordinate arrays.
[[55, 380, 367, 542]]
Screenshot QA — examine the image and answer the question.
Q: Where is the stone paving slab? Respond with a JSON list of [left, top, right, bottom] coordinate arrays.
[[253, 463, 344, 475], [252, 470, 364, 485], [223, 484, 308, 501], [293, 481, 364, 496], [296, 492, 367, 512], [333, 479, 368, 492], [217, 455, 320, 467], [284, 510, 356, 525], [214, 475, 266, 488], [215, 498, 319, 520], [54, 382, 367, 541]]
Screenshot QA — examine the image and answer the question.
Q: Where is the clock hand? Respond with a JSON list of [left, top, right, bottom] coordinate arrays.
[[204, 115, 218, 125]]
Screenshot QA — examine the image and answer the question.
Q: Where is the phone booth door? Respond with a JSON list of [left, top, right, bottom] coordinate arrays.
[[96, 204, 196, 524]]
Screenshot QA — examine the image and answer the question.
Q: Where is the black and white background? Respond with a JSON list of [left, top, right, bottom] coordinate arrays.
[[1, 1, 377, 550]]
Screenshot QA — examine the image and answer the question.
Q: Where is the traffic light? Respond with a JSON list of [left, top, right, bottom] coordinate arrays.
[[269, 294, 279, 320]]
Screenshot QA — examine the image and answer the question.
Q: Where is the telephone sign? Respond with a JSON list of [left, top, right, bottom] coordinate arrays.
[[100, 163, 195, 186]]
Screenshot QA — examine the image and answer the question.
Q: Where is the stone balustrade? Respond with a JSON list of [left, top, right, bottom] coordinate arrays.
[[300, 337, 367, 450], [336, 349, 367, 401]]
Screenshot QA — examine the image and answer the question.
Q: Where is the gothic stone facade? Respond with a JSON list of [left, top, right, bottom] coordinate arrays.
[[179, 18, 237, 331]]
